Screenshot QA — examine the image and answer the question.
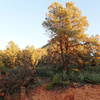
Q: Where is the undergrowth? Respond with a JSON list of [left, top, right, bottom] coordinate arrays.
[[36, 65, 100, 90]]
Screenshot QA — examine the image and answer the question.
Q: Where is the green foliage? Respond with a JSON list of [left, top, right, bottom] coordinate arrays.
[[68, 67, 100, 84], [84, 72, 100, 84], [0, 97, 4, 100], [84, 66, 100, 73], [38, 65, 100, 90], [0, 66, 10, 73], [46, 73, 70, 90], [36, 65, 58, 78]]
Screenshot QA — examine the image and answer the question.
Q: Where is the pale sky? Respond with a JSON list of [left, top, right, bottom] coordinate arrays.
[[0, 0, 100, 49]]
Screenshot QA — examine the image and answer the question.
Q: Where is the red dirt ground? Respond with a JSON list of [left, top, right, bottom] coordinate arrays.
[[29, 85, 100, 100], [3, 84, 100, 100]]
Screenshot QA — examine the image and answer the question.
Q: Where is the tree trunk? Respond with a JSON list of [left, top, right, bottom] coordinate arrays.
[[64, 37, 70, 71], [59, 38, 65, 69]]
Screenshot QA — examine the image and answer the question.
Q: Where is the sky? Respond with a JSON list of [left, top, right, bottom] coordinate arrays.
[[0, 0, 100, 49]]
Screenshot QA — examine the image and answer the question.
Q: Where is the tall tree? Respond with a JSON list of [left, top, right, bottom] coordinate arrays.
[[43, 2, 88, 68]]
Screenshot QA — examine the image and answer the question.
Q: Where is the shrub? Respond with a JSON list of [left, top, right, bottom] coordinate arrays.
[[0, 66, 10, 73], [36, 67, 54, 78], [84, 66, 100, 73], [0, 67, 36, 95], [46, 73, 70, 90], [36, 64, 59, 78], [84, 72, 100, 84]]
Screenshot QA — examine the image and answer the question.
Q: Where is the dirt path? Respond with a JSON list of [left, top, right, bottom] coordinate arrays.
[[30, 85, 100, 100], [2, 85, 100, 100]]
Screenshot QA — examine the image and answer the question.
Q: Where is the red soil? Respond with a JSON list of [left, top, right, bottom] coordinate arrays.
[[3, 85, 100, 100], [30, 85, 100, 100]]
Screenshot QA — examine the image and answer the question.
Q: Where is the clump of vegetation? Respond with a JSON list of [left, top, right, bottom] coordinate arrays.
[[0, 41, 46, 69], [0, 67, 37, 95], [46, 73, 70, 90], [45, 66, 100, 89]]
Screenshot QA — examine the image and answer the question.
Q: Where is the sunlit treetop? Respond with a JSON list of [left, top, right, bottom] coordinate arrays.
[[43, 2, 89, 38]]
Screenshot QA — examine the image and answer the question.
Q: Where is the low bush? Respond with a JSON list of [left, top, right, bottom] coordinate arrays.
[[0, 66, 10, 73], [84, 66, 100, 73], [46, 73, 70, 90], [0, 67, 37, 95], [36, 64, 60, 78], [44, 65, 100, 89], [84, 72, 100, 84]]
